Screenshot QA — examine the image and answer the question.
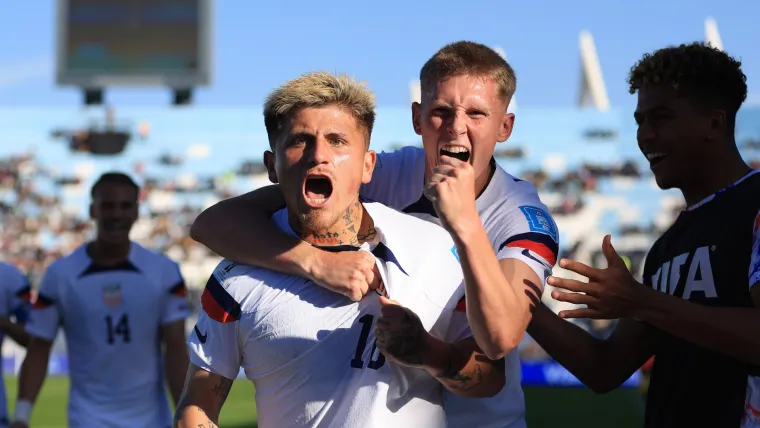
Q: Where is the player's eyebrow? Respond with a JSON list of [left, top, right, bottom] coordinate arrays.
[[324, 131, 350, 141], [633, 106, 673, 122], [287, 131, 315, 141], [430, 100, 454, 109]]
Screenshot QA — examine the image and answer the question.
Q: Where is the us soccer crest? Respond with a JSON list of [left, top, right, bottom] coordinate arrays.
[[102, 283, 123, 308]]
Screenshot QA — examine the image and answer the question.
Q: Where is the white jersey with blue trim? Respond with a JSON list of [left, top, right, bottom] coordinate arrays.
[[0, 262, 31, 428], [188, 201, 471, 428], [361, 146, 560, 428], [25, 243, 189, 428]]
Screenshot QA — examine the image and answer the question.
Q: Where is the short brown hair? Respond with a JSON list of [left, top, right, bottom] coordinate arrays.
[[628, 42, 747, 131], [263, 71, 377, 148], [420, 41, 517, 106]]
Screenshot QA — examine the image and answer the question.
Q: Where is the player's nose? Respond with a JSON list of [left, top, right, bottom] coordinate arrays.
[[447, 110, 467, 137], [307, 137, 332, 166]]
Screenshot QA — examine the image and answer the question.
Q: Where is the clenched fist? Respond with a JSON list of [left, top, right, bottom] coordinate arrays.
[[311, 250, 381, 301], [423, 156, 480, 236], [374, 296, 431, 367]]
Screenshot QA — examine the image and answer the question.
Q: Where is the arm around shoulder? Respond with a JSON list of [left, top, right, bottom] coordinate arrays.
[[189, 185, 324, 281]]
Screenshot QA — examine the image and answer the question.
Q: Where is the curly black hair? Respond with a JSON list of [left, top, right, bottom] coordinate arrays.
[[628, 42, 747, 121]]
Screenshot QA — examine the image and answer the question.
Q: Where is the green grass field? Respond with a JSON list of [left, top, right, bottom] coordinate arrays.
[[4, 376, 644, 427]]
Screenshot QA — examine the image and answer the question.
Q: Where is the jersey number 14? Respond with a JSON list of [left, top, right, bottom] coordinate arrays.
[[105, 314, 131, 344], [350, 314, 385, 370]]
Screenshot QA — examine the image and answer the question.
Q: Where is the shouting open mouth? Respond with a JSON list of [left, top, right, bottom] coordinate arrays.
[[303, 174, 334, 208], [440, 144, 471, 162]]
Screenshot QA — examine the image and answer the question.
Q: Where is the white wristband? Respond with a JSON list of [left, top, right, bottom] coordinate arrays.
[[13, 399, 32, 424]]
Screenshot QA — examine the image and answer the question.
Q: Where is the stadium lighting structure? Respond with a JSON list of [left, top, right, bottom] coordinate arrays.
[[577, 30, 610, 112], [492, 46, 517, 113], [705, 17, 723, 51], [56, 0, 213, 107]]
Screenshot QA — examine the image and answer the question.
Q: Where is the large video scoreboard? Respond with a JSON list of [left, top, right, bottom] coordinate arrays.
[[56, 0, 212, 90]]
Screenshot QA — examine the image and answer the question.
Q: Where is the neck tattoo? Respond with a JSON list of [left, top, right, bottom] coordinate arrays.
[[303, 201, 377, 247]]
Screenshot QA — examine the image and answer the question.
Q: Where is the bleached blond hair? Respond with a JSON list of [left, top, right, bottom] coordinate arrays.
[[263, 71, 377, 148]]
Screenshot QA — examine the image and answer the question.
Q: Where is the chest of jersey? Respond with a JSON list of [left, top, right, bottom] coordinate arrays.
[[645, 197, 757, 307], [241, 276, 386, 380], [58, 269, 163, 345]]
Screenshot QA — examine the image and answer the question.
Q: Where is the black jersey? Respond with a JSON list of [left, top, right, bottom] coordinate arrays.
[[641, 169, 760, 428]]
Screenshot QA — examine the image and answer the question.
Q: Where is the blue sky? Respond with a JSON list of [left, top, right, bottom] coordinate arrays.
[[0, 0, 758, 109]]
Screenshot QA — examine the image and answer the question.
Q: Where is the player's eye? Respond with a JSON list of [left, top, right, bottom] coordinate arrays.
[[288, 137, 307, 147], [432, 108, 450, 117]]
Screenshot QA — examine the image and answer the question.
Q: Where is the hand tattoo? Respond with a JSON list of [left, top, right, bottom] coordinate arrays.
[[378, 309, 428, 366]]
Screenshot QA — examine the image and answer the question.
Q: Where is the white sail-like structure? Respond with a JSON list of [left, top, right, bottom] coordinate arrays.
[[577, 30, 610, 111], [705, 17, 723, 51]]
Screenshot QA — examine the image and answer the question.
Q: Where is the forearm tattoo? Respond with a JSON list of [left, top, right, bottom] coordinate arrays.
[[173, 404, 218, 428], [435, 343, 483, 392]]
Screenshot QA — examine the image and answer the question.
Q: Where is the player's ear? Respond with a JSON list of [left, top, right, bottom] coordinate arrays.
[[89, 203, 96, 220], [362, 149, 377, 184], [411, 102, 422, 136], [497, 112, 515, 143], [264, 150, 278, 184]]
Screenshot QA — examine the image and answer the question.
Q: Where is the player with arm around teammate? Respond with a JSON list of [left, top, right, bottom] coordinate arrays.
[[529, 42, 760, 428], [189, 41, 557, 428], [11, 173, 190, 428], [174, 71, 505, 428]]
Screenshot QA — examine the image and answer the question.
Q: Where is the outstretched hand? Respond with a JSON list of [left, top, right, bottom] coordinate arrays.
[[547, 235, 649, 320], [311, 250, 381, 301], [374, 296, 430, 367]]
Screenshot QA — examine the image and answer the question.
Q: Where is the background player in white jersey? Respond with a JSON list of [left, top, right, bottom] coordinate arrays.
[[175, 72, 505, 428], [0, 262, 32, 428], [189, 41, 556, 428], [12, 173, 190, 428]]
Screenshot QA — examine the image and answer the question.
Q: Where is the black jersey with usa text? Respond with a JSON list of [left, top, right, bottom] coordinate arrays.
[[641, 170, 760, 428]]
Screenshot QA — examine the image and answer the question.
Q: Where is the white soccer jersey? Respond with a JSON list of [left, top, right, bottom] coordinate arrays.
[[360, 146, 560, 428], [0, 262, 31, 427], [25, 243, 189, 428], [188, 201, 471, 428]]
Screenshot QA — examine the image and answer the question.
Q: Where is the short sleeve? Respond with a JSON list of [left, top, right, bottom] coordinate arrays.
[[161, 261, 190, 325], [5, 266, 32, 323], [26, 265, 62, 342], [187, 276, 243, 380], [494, 204, 560, 285], [360, 146, 426, 210], [749, 209, 760, 289]]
